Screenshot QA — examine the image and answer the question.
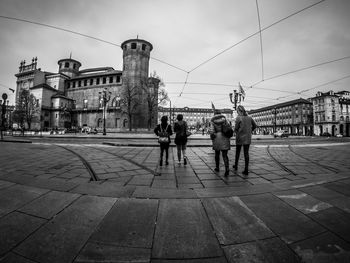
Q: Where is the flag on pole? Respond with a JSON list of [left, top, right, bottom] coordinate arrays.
[[211, 101, 216, 113], [238, 82, 245, 101]]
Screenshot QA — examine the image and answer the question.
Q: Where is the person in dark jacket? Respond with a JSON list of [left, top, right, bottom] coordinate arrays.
[[210, 110, 231, 176], [154, 115, 173, 166], [174, 114, 189, 165], [233, 105, 257, 175]]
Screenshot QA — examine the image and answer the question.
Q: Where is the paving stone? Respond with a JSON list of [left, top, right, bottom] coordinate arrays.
[[202, 197, 274, 245], [0, 180, 15, 190], [308, 207, 350, 243], [196, 173, 220, 180], [178, 183, 204, 189], [0, 252, 37, 263], [152, 258, 227, 263], [177, 177, 200, 184], [70, 182, 136, 197], [132, 187, 197, 199], [224, 237, 300, 263], [241, 193, 325, 244], [18, 190, 81, 219], [14, 195, 116, 263], [152, 199, 223, 259], [301, 185, 350, 213], [324, 181, 350, 197], [0, 185, 49, 217], [274, 189, 332, 214], [75, 242, 151, 263], [201, 180, 228, 188], [152, 179, 177, 188], [0, 211, 46, 256], [90, 198, 158, 248], [291, 232, 350, 263]]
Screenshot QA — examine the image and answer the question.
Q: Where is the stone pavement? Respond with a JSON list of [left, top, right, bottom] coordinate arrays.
[[0, 139, 350, 262]]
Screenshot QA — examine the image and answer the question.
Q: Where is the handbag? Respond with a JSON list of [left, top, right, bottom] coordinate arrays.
[[222, 123, 234, 138]]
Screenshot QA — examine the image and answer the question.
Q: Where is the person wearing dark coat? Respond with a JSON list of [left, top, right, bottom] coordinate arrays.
[[154, 115, 173, 166], [233, 105, 257, 175], [174, 114, 189, 165], [210, 110, 231, 176]]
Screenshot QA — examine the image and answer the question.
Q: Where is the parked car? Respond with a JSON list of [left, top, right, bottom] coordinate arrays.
[[274, 130, 289, 138]]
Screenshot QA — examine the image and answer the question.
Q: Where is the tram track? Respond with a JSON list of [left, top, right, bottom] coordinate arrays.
[[287, 145, 339, 173], [266, 145, 297, 176], [55, 144, 99, 181]]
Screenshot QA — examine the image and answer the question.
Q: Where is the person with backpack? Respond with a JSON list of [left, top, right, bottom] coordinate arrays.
[[174, 114, 190, 165], [154, 115, 173, 166], [233, 105, 257, 175], [210, 109, 231, 177]]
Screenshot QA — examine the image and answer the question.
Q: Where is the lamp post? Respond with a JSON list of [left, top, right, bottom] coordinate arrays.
[[273, 107, 277, 133], [229, 90, 238, 110], [1, 93, 8, 140], [99, 88, 111, 135]]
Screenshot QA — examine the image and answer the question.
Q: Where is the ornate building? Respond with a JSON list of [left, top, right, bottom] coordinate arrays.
[[14, 38, 159, 131], [310, 90, 350, 136], [249, 98, 314, 135]]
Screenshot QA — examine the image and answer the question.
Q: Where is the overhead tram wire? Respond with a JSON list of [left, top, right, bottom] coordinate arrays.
[[250, 55, 350, 87], [0, 15, 189, 74], [166, 81, 296, 94], [186, 0, 326, 73], [255, 0, 265, 81]]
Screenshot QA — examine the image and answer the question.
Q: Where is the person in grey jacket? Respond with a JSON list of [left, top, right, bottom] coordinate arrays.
[[233, 105, 257, 175], [210, 110, 230, 176]]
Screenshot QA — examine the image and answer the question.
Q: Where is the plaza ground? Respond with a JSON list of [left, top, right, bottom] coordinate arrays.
[[0, 134, 349, 262]]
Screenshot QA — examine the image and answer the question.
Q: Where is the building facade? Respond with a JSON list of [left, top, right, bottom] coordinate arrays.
[[249, 98, 313, 135], [311, 90, 350, 136], [14, 38, 159, 131], [158, 106, 233, 129]]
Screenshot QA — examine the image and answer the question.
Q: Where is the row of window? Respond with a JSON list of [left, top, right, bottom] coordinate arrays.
[[82, 97, 121, 109], [68, 75, 121, 88]]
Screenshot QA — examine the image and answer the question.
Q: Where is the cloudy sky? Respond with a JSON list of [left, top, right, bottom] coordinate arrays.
[[0, 0, 349, 110]]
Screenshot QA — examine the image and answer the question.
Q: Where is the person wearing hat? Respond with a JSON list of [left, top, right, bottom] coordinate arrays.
[[233, 105, 257, 175]]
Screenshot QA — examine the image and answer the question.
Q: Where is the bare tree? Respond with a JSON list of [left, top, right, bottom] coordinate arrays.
[[144, 71, 168, 130], [120, 78, 141, 131], [13, 89, 39, 130]]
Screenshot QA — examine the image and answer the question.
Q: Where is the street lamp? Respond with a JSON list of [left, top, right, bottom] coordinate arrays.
[[1, 93, 8, 140], [99, 88, 111, 135], [229, 90, 238, 110]]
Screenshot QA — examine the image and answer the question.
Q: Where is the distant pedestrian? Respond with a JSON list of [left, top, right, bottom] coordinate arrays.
[[174, 114, 190, 165], [210, 110, 231, 176], [233, 105, 257, 175], [154, 115, 173, 166]]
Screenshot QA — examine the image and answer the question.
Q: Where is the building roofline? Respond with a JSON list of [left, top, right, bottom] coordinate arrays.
[[121, 38, 153, 51], [249, 98, 311, 113], [30, 83, 57, 92]]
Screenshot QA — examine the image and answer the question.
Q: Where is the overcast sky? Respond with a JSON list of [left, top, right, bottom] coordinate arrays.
[[1, 0, 349, 110]]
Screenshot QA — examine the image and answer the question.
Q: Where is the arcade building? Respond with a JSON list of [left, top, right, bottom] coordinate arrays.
[[14, 38, 160, 131]]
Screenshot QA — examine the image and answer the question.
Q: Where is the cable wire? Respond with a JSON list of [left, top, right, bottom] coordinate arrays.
[[255, 0, 264, 81], [188, 0, 326, 73]]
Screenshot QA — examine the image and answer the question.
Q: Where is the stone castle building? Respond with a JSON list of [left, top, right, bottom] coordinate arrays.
[[14, 38, 159, 131]]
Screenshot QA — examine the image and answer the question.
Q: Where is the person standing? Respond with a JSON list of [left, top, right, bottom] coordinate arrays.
[[233, 105, 257, 175], [154, 115, 173, 166], [174, 114, 189, 165], [210, 110, 230, 176]]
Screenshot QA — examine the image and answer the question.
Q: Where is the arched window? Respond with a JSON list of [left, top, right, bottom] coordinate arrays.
[[112, 96, 121, 108], [65, 62, 69, 68]]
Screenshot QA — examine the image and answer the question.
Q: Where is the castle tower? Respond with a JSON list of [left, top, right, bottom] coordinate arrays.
[[121, 39, 154, 129], [58, 58, 81, 78], [121, 38, 153, 84]]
